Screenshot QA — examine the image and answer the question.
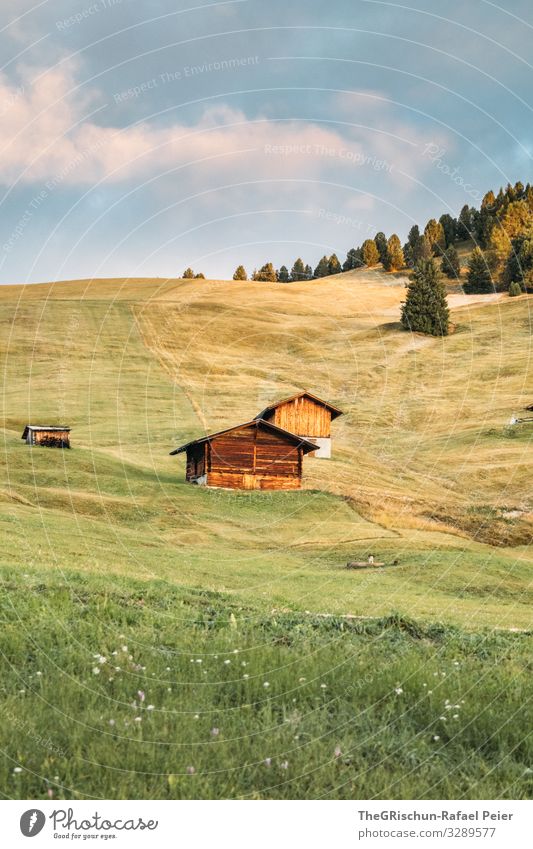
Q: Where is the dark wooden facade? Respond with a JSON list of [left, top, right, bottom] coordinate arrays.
[[170, 420, 318, 490], [22, 425, 71, 448]]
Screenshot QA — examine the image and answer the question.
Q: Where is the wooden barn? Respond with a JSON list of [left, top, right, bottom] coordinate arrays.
[[255, 391, 343, 458], [170, 419, 318, 490], [22, 425, 71, 448]]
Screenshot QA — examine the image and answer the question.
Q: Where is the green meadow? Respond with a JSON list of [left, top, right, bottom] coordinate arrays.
[[0, 267, 531, 798]]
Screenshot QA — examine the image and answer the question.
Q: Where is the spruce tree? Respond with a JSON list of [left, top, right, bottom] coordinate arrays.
[[277, 265, 289, 282], [314, 255, 330, 278], [374, 232, 388, 264], [383, 234, 404, 271], [362, 239, 380, 267], [464, 247, 493, 293], [328, 253, 342, 275], [233, 265, 247, 280], [441, 245, 461, 279], [290, 258, 305, 281], [401, 258, 450, 336]]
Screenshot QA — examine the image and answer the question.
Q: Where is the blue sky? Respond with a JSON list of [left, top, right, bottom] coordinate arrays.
[[0, 0, 531, 282]]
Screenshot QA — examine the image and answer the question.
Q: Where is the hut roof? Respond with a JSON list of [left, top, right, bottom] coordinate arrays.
[[22, 425, 70, 439], [255, 391, 344, 421], [169, 419, 319, 456]]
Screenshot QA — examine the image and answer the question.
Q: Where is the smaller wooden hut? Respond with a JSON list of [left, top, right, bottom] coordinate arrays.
[[255, 391, 343, 458], [170, 419, 318, 490], [22, 425, 71, 448]]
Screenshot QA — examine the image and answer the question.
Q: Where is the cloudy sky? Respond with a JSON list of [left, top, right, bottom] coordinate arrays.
[[0, 0, 530, 283]]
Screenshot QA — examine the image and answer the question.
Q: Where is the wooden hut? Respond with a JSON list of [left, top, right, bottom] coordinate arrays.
[[170, 419, 318, 490], [22, 425, 71, 448], [255, 391, 343, 458]]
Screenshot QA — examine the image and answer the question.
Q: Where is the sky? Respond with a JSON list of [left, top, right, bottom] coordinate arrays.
[[0, 0, 531, 283]]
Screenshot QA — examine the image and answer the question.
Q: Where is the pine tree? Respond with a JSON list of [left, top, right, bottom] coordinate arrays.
[[182, 267, 195, 278], [457, 205, 473, 240], [290, 258, 305, 281], [401, 259, 450, 336], [374, 232, 388, 264], [464, 247, 493, 293], [503, 228, 533, 290], [277, 265, 289, 282], [362, 239, 380, 267], [342, 247, 363, 271], [441, 245, 461, 279], [383, 234, 404, 271], [475, 191, 496, 247], [328, 253, 342, 275], [314, 255, 330, 278], [233, 265, 247, 280], [304, 264, 313, 279], [424, 218, 446, 255]]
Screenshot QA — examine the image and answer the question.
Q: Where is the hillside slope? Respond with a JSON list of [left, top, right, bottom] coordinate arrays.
[[0, 269, 531, 628]]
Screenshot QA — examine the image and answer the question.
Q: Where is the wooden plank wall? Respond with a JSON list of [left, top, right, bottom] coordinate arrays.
[[33, 430, 70, 447], [202, 424, 302, 489], [272, 397, 331, 437]]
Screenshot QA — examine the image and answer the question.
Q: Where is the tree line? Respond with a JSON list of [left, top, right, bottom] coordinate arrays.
[[182, 180, 533, 323]]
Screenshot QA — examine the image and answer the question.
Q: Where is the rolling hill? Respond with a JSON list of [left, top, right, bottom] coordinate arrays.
[[0, 265, 531, 629]]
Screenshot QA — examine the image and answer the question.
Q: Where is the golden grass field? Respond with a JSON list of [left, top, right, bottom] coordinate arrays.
[[1, 261, 532, 629]]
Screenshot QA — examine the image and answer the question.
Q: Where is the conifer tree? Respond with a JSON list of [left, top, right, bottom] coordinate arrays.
[[383, 234, 404, 271], [464, 247, 493, 293], [343, 247, 363, 271], [304, 264, 313, 279], [502, 229, 533, 290], [424, 218, 446, 255], [233, 265, 247, 280], [290, 258, 305, 281], [401, 258, 450, 336], [374, 232, 388, 264], [439, 214, 457, 247], [277, 265, 289, 282], [441, 245, 461, 279], [457, 205, 473, 240], [182, 267, 194, 278], [314, 256, 330, 278], [253, 262, 277, 282], [328, 253, 342, 275], [362, 239, 380, 267]]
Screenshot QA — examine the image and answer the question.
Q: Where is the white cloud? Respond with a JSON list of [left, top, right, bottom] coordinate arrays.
[[0, 62, 449, 191]]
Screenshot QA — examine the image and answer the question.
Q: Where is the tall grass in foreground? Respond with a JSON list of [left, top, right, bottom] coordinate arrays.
[[0, 567, 531, 800]]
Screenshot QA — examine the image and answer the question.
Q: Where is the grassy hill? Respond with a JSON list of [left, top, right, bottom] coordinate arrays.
[[0, 267, 532, 799], [1, 267, 531, 628]]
